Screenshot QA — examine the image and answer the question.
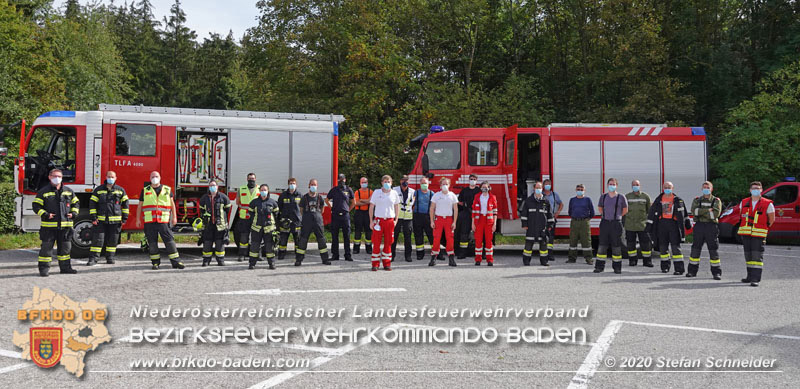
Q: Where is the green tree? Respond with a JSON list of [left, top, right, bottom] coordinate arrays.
[[712, 60, 800, 202]]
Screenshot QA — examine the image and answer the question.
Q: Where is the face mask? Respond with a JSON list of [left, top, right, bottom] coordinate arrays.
[[420, 184, 428, 191], [310, 185, 317, 193], [247, 179, 256, 188], [608, 185, 616, 192], [51, 176, 62, 185], [383, 182, 391, 190], [664, 188, 672, 195], [209, 186, 217, 193], [534, 188, 542, 195], [470, 180, 477, 186], [361, 183, 368, 189], [632, 186, 640, 192], [401, 181, 408, 187], [106, 178, 115, 185], [544, 184, 551, 191], [441, 184, 449, 192], [338, 180, 345, 187], [702, 188, 711, 195], [750, 189, 761, 197], [150, 177, 160, 185], [289, 184, 296, 191], [481, 187, 489, 193], [260, 190, 269, 197], [577, 190, 584, 196]]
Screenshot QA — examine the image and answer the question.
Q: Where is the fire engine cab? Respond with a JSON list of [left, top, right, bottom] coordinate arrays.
[[13, 104, 343, 257], [407, 123, 708, 236]]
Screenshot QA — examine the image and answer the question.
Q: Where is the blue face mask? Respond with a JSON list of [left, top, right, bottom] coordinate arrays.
[[106, 178, 115, 185], [260, 190, 269, 197], [361, 183, 368, 189], [664, 188, 672, 195], [702, 188, 711, 195], [608, 185, 616, 192], [632, 185, 640, 192], [576, 191, 584, 196], [750, 189, 761, 197], [289, 184, 296, 191], [383, 182, 391, 190], [209, 186, 217, 193], [544, 184, 551, 191], [310, 186, 317, 192], [534, 188, 543, 195]]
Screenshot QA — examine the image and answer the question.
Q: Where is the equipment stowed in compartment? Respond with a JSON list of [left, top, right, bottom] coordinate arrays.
[[177, 131, 228, 187]]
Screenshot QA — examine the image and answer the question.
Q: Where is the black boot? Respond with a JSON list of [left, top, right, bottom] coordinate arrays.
[[673, 260, 685, 275], [660, 258, 670, 273], [86, 257, 98, 266], [456, 247, 467, 260], [629, 258, 637, 266], [171, 259, 185, 269], [612, 261, 622, 274], [593, 260, 605, 273], [38, 262, 50, 277], [216, 257, 225, 266], [59, 260, 78, 274], [237, 255, 244, 262], [202, 257, 211, 267], [712, 266, 722, 280], [429, 255, 436, 266], [151, 259, 160, 270], [106, 257, 115, 264], [686, 263, 698, 277], [448, 255, 457, 266], [522, 257, 531, 266], [268, 258, 276, 270], [365, 244, 372, 254], [248, 258, 257, 269], [278, 250, 286, 260], [540, 256, 549, 267], [642, 258, 653, 267], [353, 244, 360, 254]]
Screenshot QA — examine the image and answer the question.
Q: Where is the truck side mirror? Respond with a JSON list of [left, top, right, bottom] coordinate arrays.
[[421, 154, 429, 176]]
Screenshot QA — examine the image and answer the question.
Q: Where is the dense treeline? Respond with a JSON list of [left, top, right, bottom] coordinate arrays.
[[0, 0, 798, 202]]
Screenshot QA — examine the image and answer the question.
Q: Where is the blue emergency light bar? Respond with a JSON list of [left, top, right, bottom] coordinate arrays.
[[691, 127, 706, 136], [39, 111, 76, 118], [430, 125, 444, 133]]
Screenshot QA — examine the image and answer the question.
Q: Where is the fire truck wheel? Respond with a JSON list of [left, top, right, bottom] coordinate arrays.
[[70, 217, 93, 258]]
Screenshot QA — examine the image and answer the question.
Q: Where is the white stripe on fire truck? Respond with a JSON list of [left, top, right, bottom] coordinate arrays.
[[627, 127, 640, 136], [639, 127, 652, 136], [651, 127, 663, 136]]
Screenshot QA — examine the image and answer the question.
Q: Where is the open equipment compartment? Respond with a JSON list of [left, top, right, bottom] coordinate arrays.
[[175, 127, 229, 227]]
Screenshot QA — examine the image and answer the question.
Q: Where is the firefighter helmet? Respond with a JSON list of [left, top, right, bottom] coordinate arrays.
[[140, 236, 149, 252], [192, 218, 204, 231]]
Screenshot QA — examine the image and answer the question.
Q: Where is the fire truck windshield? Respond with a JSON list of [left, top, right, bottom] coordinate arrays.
[[425, 141, 461, 170], [25, 126, 77, 191]]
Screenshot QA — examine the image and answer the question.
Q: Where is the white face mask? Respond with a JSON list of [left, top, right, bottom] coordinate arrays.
[[50, 176, 62, 185], [441, 184, 449, 192], [151, 177, 160, 185], [469, 179, 477, 186]]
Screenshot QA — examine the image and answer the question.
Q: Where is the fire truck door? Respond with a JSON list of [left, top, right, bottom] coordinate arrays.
[[502, 124, 518, 219], [106, 122, 161, 229]]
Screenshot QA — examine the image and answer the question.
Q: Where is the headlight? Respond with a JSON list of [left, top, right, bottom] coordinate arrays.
[[721, 208, 734, 217]]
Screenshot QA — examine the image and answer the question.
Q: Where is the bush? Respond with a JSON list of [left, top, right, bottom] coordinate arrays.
[[0, 183, 18, 233]]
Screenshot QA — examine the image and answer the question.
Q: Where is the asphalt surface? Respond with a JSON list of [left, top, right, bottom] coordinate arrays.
[[0, 242, 798, 388]]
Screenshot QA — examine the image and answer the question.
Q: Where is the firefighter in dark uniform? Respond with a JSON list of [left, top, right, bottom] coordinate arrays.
[[248, 184, 279, 270], [277, 178, 302, 259], [352, 177, 373, 254], [295, 179, 330, 266], [412, 177, 435, 260], [688, 181, 723, 279], [88, 170, 129, 266], [199, 181, 232, 266], [235, 173, 258, 261], [646, 181, 692, 275], [327, 173, 355, 261], [594, 178, 628, 274], [32, 169, 79, 276], [138, 171, 183, 270], [520, 181, 554, 266], [738, 181, 775, 287], [391, 175, 415, 262], [456, 174, 481, 259], [624, 180, 653, 267]]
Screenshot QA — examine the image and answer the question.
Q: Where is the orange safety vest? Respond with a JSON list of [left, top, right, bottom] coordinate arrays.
[[354, 188, 373, 211], [738, 197, 772, 238]]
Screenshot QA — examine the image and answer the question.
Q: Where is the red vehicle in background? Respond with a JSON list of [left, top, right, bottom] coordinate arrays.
[[718, 178, 800, 242], [406, 123, 709, 237]]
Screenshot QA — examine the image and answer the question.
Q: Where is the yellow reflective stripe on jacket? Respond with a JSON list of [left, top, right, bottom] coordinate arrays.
[[33, 198, 44, 205], [142, 185, 172, 223]]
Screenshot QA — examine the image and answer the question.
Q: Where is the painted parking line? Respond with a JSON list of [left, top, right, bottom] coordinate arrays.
[[206, 288, 407, 296], [0, 363, 31, 375], [0, 349, 22, 359], [568, 319, 800, 388]]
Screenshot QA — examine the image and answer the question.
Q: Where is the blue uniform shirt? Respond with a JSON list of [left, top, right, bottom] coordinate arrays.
[[568, 197, 595, 219], [413, 190, 433, 214], [327, 185, 354, 214], [544, 191, 562, 215]]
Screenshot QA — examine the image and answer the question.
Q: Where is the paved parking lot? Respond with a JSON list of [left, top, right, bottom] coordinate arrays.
[[0, 242, 798, 388]]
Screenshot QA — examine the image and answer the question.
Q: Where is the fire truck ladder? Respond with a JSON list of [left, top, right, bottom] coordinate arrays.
[[98, 104, 345, 122]]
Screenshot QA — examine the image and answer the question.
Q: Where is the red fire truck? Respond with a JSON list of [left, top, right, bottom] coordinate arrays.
[[407, 123, 708, 237], [12, 104, 344, 256], [718, 179, 800, 242]]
